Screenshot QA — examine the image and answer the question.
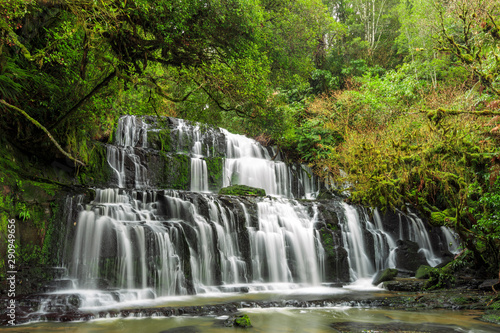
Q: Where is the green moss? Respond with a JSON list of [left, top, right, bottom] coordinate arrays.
[[205, 156, 223, 191], [415, 265, 433, 279], [451, 296, 469, 305], [219, 185, 266, 197], [430, 209, 456, 227], [234, 314, 252, 328], [148, 129, 171, 151], [372, 268, 398, 285], [424, 267, 455, 290], [79, 142, 112, 186], [320, 229, 335, 257], [481, 313, 500, 324], [163, 153, 191, 190]]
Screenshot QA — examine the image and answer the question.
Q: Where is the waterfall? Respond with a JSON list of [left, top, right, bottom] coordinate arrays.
[[406, 212, 442, 267], [370, 209, 397, 270], [440, 226, 461, 254], [107, 115, 148, 188], [223, 130, 292, 197], [340, 203, 374, 280], [52, 115, 460, 309], [249, 198, 323, 285]]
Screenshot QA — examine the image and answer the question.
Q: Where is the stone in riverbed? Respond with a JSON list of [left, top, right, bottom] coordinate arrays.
[[372, 268, 398, 285], [223, 314, 252, 328]]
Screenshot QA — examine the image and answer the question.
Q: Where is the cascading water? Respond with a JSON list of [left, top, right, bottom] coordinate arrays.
[[107, 115, 149, 188], [339, 204, 459, 282], [249, 198, 323, 285], [340, 203, 374, 280], [47, 115, 460, 311]]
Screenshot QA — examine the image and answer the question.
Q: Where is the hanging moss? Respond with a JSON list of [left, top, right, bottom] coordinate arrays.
[[430, 209, 457, 227]]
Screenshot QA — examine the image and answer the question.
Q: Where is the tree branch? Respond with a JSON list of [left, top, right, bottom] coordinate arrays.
[[47, 69, 117, 131], [419, 108, 500, 116], [0, 99, 85, 166], [149, 77, 203, 103]]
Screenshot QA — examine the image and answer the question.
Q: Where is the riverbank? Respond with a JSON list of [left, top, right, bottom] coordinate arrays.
[[2, 280, 499, 327]]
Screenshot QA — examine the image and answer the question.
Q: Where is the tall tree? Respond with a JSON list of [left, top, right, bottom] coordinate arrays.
[[0, 0, 334, 162]]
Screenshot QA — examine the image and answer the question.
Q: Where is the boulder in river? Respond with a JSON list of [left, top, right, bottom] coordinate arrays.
[[372, 268, 398, 285], [395, 239, 429, 272]]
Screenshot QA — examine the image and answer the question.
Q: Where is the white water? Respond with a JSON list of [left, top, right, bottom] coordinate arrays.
[[339, 204, 460, 282], [107, 116, 148, 188], [406, 211, 442, 267], [172, 118, 319, 198], [340, 203, 374, 280], [60, 115, 461, 310], [249, 198, 323, 285], [223, 130, 292, 197], [440, 226, 461, 255]]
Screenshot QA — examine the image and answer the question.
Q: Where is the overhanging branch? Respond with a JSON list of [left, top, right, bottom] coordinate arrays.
[[0, 99, 85, 166], [48, 69, 117, 131]]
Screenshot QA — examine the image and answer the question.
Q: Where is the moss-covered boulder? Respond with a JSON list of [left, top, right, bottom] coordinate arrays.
[[223, 314, 252, 328], [234, 314, 252, 328], [219, 185, 266, 197], [415, 265, 434, 279], [372, 268, 398, 285]]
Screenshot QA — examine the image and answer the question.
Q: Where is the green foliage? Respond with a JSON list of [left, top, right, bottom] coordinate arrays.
[[424, 267, 455, 290], [434, 0, 500, 96], [15, 201, 31, 221], [490, 301, 500, 311], [470, 178, 500, 266], [294, 119, 343, 163]]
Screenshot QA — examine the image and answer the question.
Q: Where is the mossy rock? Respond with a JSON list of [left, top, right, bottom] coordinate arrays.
[[415, 265, 434, 279], [80, 142, 113, 187], [316, 189, 336, 200], [147, 129, 171, 151], [234, 314, 252, 328], [372, 268, 398, 285], [205, 157, 224, 191], [219, 185, 266, 197], [223, 314, 252, 328]]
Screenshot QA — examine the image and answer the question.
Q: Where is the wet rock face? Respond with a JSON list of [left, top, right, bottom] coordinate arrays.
[[395, 239, 429, 272]]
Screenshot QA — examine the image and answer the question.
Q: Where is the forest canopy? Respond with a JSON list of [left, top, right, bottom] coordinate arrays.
[[1, 0, 500, 277]]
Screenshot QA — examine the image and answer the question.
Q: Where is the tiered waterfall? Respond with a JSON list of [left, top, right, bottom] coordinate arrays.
[[53, 115, 458, 307]]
